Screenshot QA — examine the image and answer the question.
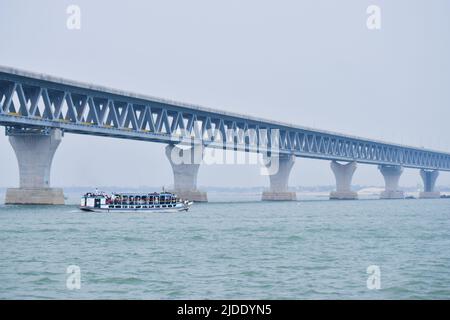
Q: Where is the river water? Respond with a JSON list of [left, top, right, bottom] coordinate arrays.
[[0, 195, 449, 299]]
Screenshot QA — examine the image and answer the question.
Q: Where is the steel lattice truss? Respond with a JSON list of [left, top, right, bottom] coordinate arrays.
[[1, 66, 449, 171]]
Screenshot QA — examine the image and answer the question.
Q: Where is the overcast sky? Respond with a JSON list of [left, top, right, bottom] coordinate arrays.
[[1, 0, 450, 188]]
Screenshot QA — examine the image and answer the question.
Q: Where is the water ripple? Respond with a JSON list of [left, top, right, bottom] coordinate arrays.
[[1, 200, 450, 299]]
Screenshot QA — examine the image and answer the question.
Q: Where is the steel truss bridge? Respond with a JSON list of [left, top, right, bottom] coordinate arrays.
[[1, 65, 450, 171]]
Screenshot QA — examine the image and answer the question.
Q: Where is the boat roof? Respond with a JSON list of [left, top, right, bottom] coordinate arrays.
[[84, 191, 177, 197], [112, 192, 175, 196]]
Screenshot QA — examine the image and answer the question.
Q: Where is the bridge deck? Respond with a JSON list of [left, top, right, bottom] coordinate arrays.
[[1, 65, 449, 171]]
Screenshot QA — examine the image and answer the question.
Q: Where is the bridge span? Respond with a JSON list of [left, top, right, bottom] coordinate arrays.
[[1, 66, 448, 204]]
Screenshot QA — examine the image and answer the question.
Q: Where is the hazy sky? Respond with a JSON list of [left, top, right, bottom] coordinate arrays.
[[1, 0, 450, 188]]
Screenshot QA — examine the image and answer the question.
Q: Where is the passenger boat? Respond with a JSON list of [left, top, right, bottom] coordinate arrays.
[[80, 190, 193, 213]]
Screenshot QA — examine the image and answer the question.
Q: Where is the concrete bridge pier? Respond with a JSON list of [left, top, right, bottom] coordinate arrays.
[[262, 154, 296, 201], [419, 169, 440, 199], [378, 165, 404, 199], [5, 128, 64, 205], [329, 161, 358, 200], [165, 144, 207, 202]]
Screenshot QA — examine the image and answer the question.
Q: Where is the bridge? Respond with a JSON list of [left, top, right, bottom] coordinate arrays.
[[1, 65, 448, 204]]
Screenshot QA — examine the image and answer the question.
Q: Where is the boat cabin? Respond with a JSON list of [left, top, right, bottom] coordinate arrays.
[[81, 191, 181, 210]]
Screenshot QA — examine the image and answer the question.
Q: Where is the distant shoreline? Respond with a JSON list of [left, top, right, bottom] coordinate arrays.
[[2, 186, 450, 192]]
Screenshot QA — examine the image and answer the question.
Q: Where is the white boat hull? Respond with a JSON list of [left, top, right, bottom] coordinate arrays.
[[79, 191, 193, 213], [80, 202, 193, 213]]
